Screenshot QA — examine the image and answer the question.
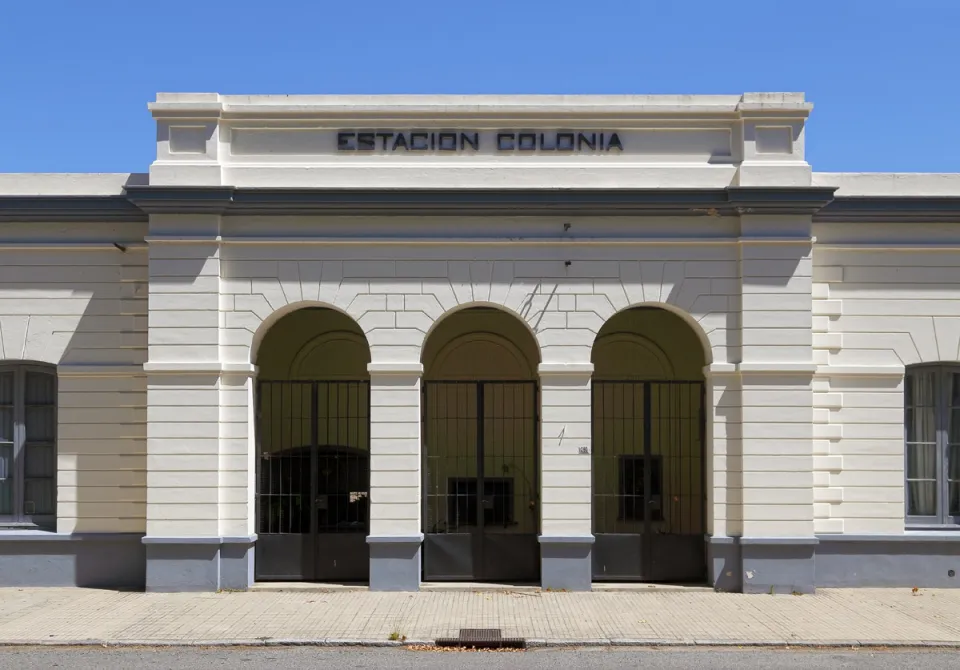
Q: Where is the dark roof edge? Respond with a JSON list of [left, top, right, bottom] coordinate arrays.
[[124, 186, 838, 217], [815, 196, 960, 223], [0, 186, 957, 222], [0, 196, 147, 223]]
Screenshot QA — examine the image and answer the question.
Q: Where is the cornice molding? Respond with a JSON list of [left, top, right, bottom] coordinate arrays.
[[3, 187, 959, 223], [815, 196, 960, 223], [124, 185, 234, 215], [0, 195, 146, 223], [123, 186, 838, 217], [228, 186, 838, 217]]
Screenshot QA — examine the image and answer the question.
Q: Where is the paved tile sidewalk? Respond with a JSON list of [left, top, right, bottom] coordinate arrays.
[[0, 587, 957, 646]]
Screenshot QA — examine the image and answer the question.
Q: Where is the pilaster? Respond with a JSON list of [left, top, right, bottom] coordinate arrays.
[[538, 362, 594, 591], [735, 215, 817, 594], [366, 362, 423, 591], [141, 208, 253, 590]]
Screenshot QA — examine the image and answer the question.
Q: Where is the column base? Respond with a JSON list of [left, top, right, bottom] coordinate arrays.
[[221, 536, 256, 590], [539, 535, 594, 592], [739, 537, 818, 595], [143, 535, 256, 592], [367, 535, 422, 591], [706, 535, 742, 592]]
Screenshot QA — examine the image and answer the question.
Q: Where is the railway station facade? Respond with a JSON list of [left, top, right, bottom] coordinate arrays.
[[0, 92, 958, 593]]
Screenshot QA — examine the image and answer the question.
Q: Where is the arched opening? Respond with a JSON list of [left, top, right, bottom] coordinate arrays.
[[421, 306, 540, 582], [591, 306, 707, 583], [254, 307, 371, 583]]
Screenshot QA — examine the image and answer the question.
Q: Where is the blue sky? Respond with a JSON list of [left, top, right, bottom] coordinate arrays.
[[1, 0, 957, 174]]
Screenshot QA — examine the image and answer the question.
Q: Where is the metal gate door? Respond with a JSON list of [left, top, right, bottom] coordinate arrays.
[[255, 380, 370, 582], [592, 380, 706, 582], [422, 381, 540, 582]]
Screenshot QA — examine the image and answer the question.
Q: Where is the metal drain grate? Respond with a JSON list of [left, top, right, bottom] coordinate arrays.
[[435, 628, 526, 649]]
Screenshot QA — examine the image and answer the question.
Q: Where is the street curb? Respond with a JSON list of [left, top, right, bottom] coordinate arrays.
[[1, 638, 959, 649]]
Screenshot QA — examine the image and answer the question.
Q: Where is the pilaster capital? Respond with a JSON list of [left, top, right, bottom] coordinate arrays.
[[538, 362, 594, 378], [366, 362, 423, 382]]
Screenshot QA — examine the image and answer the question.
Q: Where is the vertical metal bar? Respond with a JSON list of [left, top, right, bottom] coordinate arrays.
[[504, 381, 510, 532], [327, 381, 335, 533], [309, 382, 319, 578], [13, 367, 21, 522], [267, 382, 275, 536], [940, 369, 948, 524], [642, 381, 652, 577], [672, 382, 677, 535], [476, 381, 485, 580], [278, 383, 285, 534]]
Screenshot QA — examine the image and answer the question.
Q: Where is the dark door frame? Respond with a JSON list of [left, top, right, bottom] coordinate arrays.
[[421, 379, 540, 582], [254, 379, 371, 582], [591, 379, 707, 582]]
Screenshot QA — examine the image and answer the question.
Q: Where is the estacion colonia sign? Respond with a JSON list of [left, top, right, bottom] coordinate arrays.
[[336, 130, 624, 152]]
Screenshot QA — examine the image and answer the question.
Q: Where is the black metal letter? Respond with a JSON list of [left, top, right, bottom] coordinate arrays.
[[392, 133, 408, 150], [539, 133, 556, 150], [411, 132, 429, 150], [556, 132, 575, 151], [518, 133, 536, 151], [337, 132, 355, 151], [439, 132, 458, 151], [607, 132, 624, 151], [376, 132, 393, 150], [577, 133, 596, 150], [357, 133, 375, 150], [497, 133, 515, 151], [461, 132, 479, 151]]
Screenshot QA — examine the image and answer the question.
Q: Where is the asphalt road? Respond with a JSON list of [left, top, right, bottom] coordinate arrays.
[[0, 646, 958, 669]]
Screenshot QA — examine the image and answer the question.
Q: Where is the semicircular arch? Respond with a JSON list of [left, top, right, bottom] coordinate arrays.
[[419, 301, 543, 368], [598, 301, 714, 367], [251, 300, 362, 366]]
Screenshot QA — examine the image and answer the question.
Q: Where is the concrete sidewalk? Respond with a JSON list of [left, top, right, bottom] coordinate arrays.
[[0, 586, 958, 647]]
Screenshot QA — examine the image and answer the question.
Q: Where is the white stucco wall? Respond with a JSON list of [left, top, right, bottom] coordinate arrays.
[[0, 214, 147, 534], [811, 220, 960, 534]]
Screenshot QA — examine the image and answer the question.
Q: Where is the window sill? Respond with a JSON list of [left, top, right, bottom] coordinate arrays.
[[0, 523, 55, 533], [0, 528, 64, 541], [905, 525, 960, 532], [0, 530, 145, 542]]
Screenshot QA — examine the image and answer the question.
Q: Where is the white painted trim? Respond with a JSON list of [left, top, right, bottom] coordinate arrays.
[[0, 243, 147, 251], [143, 362, 258, 375], [207, 236, 809, 247], [222, 363, 258, 375], [704, 362, 819, 376], [703, 363, 738, 377], [56, 364, 145, 378], [538, 362, 595, 376], [144, 236, 220, 245], [815, 365, 905, 377], [151, 92, 811, 120], [738, 362, 818, 374], [815, 244, 960, 252], [366, 362, 424, 375]]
